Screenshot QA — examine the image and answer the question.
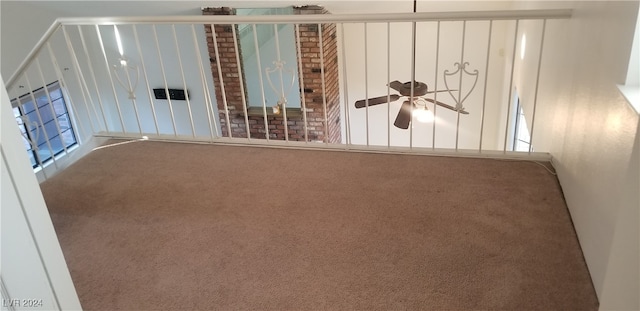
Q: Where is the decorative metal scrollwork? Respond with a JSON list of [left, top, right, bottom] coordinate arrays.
[[112, 57, 139, 100], [112, 26, 139, 100], [444, 62, 479, 111], [265, 59, 296, 115]]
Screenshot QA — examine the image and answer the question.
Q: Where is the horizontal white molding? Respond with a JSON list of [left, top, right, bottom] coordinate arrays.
[[94, 133, 553, 162], [58, 9, 573, 25], [5, 22, 62, 89]]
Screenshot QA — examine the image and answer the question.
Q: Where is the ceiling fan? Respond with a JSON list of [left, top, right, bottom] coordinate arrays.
[[353, 0, 470, 130], [354, 81, 468, 129]]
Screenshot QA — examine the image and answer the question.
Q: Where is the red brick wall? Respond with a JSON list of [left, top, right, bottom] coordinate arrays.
[[203, 6, 341, 142]]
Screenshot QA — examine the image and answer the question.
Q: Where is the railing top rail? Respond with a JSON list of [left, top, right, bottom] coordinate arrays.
[[6, 21, 62, 89], [5, 9, 572, 89], [59, 9, 572, 25]]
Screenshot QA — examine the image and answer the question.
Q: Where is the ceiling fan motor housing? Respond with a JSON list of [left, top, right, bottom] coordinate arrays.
[[397, 81, 429, 97]]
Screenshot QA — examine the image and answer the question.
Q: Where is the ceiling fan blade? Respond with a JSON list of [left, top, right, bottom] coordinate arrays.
[[423, 98, 469, 115], [425, 89, 457, 94], [394, 100, 413, 129], [388, 80, 405, 93], [355, 94, 400, 108]]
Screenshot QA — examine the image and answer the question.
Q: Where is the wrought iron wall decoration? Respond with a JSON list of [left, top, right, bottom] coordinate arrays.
[[112, 25, 139, 100], [444, 62, 479, 112], [265, 59, 296, 115]]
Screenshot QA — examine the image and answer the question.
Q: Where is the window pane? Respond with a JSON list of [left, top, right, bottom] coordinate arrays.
[[517, 117, 530, 142], [21, 100, 36, 114], [48, 136, 65, 155], [44, 120, 61, 139], [57, 114, 72, 131], [30, 126, 48, 146], [14, 108, 28, 134], [39, 104, 56, 124], [25, 110, 39, 124], [26, 109, 52, 125], [48, 87, 63, 101], [52, 98, 67, 116], [61, 129, 77, 146], [37, 94, 50, 108], [16, 116, 25, 127], [35, 146, 53, 163], [21, 135, 32, 152], [13, 81, 76, 169], [515, 140, 530, 152]]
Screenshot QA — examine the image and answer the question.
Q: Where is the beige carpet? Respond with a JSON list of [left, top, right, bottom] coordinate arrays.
[[41, 140, 598, 310]]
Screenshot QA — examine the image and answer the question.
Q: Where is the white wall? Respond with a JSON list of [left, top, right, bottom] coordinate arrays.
[[509, 1, 640, 309], [1, 77, 82, 310], [600, 120, 639, 309]]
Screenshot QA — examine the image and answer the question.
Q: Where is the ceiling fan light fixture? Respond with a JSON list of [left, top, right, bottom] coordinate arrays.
[[272, 103, 282, 115], [413, 106, 434, 123]]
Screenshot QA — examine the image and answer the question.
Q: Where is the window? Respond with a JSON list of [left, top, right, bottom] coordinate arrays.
[[617, 6, 639, 114], [12, 81, 77, 168], [512, 97, 532, 152]]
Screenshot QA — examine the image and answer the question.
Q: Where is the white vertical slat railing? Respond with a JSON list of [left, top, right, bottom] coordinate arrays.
[[45, 42, 89, 141], [294, 24, 310, 143], [478, 20, 493, 152], [528, 19, 547, 154], [339, 23, 352, 147], [20, 79, 59, 172], [171, 25, 197, 138], [151, 25, 179, 136], [503, 20, 520, 153], [77, 26, 111, 134], [94, 26, 126, 133], [190, 24, 219, 140], [254, 24, 272, 142], [454, 21, 466, 151], [62, 26, 103, 135], [432, 21, 441, 150], [231, 25, 252, 140], [363, 23, 370, 147], [318, 23, 329, 145], [210, 23, 233, 138], [132, 24, 161, 136], [3, 10, 572, 179]]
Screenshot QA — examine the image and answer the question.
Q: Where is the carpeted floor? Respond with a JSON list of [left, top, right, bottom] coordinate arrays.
[[40, 140, 598, 310]]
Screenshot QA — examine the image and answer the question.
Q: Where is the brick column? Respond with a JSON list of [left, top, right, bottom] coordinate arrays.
[[203, 6, 341, 142], [203, 7, 248, 138], [293, 5, 341, 143]]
